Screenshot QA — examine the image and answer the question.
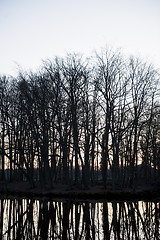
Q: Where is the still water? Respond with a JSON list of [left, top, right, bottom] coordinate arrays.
[[0, 197, 160, 239]]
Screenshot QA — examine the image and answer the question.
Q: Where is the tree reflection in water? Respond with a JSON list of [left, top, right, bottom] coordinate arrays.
[[0, 198, 160, 239]]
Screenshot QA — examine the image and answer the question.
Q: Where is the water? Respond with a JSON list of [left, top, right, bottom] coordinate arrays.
[[0, 197, 160, 239]]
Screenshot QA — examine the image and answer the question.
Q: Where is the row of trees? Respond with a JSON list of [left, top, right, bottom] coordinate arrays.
[[0, 50, 160, 189]]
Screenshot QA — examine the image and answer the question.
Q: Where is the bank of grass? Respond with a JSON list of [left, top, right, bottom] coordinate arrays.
[[0, 181, 160, 201]]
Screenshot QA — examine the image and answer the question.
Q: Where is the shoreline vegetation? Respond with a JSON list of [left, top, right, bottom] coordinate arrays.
[[1, 49, 160, 198], [0, 181, 160, 201]]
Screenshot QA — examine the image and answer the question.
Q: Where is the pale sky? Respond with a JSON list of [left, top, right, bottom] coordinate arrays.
[[0, 0, 160, 76]]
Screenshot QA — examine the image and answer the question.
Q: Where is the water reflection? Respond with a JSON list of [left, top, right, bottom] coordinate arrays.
[[0, 198, 160, 239]]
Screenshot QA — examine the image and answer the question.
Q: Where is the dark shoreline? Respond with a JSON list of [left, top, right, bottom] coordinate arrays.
[[0, 181, 160, 201]]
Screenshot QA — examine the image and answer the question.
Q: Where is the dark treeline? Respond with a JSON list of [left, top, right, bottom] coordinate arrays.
[[0, 49, 160, 190], [0, 198, 160, 239]]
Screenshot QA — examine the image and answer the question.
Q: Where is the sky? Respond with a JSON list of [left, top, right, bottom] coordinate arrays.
[[0, 0, 160, 76]]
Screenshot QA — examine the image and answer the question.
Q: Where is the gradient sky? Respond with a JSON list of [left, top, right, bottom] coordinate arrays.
[[0, 0, 160, 76]]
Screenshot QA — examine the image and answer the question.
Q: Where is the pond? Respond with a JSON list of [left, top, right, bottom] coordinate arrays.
[[0, 197, 159, 239]]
